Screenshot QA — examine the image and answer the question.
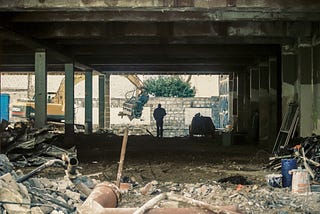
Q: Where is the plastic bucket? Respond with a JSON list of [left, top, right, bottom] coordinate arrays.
[[291, 168, 310, 194], [265, 174, 282, 188], [281, 159, 297, 187]]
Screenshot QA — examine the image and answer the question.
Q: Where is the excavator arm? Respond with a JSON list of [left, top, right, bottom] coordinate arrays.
[[119, 75, 149, 120], [51, 74, 85, 110]]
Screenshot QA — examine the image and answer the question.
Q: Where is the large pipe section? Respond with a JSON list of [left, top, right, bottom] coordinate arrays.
[[78, 182, 120, 213]]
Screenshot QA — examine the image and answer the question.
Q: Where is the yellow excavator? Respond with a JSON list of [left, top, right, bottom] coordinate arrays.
[[11, 74, 148, 122], [11, 74, 85, 122]]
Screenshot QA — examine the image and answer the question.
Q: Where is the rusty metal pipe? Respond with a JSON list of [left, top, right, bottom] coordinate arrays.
[[62, 154, 92, 196], [116, 127, 129, 188], [63, 155, 79, 178], [79, 181, 120, 213]]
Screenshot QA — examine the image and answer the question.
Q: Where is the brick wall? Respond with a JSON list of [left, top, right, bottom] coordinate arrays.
[[111, 97, 219, 137]]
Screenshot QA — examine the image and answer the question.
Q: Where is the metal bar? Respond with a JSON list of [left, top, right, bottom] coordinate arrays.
[[35, 49, 47, 128], [65, 63, 74, 135], [116, 127, 129, 188], [85, 70, 93, 134], [99, 74, 105, 129], [17, 159, 64, 183]]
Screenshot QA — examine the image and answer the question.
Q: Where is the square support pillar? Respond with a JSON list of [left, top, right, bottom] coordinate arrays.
[[99, 75, 105, 129], [249, 67, 260, 142], [104, 74, 111, 128], [269, 57, 278, 142], [281, 46, 298, 117], [237, 71, 250, 132], [298, 39, 314, 137], [259, 62, 270, 141], [35, 50, 47, 128], [313, 42, 320, 134], [231, 73, 238, 131], [85, 70, 93, 134], [65, 63, 74, 136]]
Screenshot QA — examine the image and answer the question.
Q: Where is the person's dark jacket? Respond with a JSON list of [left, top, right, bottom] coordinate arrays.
[[153, 107, 166, 121]]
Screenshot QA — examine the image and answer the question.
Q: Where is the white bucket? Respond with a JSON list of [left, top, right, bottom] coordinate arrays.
[[290, 168, 310, 194]]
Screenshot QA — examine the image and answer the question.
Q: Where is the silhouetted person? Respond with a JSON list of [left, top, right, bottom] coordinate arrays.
[[153, 104, 166, 137]]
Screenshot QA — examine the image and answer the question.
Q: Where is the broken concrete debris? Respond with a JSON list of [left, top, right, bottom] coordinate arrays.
[[0, 121, 75, 167], [0, 151, 320, 213], [0, 153, 88, 214]]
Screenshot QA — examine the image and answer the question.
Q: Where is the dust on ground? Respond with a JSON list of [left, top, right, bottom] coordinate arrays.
[[19, 135, 320, 213]]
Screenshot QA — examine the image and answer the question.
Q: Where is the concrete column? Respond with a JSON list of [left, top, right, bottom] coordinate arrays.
[[34, 50, 47, 128], [65, 63, 74, 136], [218, 75, 229, 128], [237, 71, 250, 132], [281, 46, 298, 117], [298, 39, 313, 137], [99, 75, 105, 129], [313, 41, 320, 134], [85, 70, 93, 134], [231, 73, 238, 131], [269, 57, 278, 142], [250, 67, 259, 111], [249, 67, 259, 142], [259, 62, 270, 141], [104, 74, 111, 128]]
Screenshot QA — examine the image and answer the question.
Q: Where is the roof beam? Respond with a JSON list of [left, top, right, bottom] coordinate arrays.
[[7, 21, 313, 40], [4, 9, 320, 22], [0, 27, 95, 71], [66, 44, 280, 57], [0, 0, 320, 12], [93, 64, 244, 73]]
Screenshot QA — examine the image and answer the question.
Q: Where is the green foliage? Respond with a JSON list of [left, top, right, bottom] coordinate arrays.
[[144, 76, 195, 97]]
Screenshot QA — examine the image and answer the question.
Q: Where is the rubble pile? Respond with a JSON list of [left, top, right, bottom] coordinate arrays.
[[120, 179, 320, 213], [0, 121, 74, 167], [268, 134, 320, 181], [0, 154, 92, 214]]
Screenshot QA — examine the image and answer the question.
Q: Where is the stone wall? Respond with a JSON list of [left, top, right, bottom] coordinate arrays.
[[111, 97, 220, 137]]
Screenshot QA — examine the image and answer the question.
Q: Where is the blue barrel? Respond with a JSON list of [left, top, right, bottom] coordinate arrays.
[[0, 94, 10, 121], [281, 159, 297, 188]]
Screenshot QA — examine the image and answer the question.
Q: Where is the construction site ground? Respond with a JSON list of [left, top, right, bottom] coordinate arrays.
[[15, 133, 319, 213], [72, 134, 269, 185]]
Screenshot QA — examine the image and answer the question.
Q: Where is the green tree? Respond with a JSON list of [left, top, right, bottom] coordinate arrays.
[[144, 76, 195, 97]]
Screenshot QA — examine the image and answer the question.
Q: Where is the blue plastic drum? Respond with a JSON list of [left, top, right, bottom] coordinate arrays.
[[281, 159, 297, 188]]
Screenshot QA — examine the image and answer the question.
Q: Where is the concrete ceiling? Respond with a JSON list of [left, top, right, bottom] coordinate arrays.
[[0, 0, 319, 74]]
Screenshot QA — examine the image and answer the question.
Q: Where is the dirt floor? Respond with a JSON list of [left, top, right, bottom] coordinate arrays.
[[19, 134, 320, 213], [69, 134, 268, 183]]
